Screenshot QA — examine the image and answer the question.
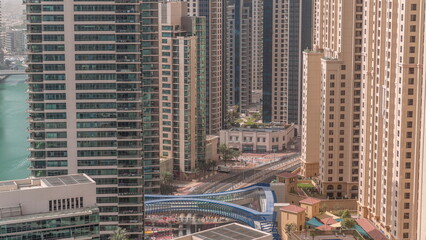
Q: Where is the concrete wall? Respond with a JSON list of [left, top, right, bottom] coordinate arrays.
[[206, 135, 219, 162], [320, 199, 357, 211]]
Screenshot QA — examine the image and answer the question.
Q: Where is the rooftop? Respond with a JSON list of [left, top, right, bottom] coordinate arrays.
[[0, 174, 94, 192], [356, 219, 387, 240], [226, 127, 288, 133], [299, 197, 322, 205], [320, 217, 338, 225], [0, 207, 98, 225], [174, 223, 272, 240], [280, 205, 306, 214]]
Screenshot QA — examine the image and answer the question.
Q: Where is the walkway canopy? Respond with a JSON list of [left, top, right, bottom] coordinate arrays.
[[353, 225, 370, 238], [306, 218, 323, 228]]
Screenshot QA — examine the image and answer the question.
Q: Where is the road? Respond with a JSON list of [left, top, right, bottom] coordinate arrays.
[[190, 153, 301, 194]]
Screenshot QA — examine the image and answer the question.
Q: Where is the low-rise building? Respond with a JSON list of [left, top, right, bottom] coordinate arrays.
[[220, 125, 296, 153], [274, 172, 299, 204], [299, 197, 321, 219], [205, 135, 219, 163], [0, 174, 99, 239], [279, 205, 306, 237]]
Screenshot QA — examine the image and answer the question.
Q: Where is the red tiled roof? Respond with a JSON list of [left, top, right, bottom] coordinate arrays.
[[299, 197, 322, 205], [356, 218, 388, 240], [280, 205, 306, 214], [276, 172, 298, 178], [320, 217, 338, 225]]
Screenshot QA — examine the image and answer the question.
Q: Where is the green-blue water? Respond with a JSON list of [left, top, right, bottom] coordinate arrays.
[[0, 75, 29, 181]]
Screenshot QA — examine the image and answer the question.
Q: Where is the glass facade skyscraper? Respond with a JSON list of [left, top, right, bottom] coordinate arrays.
[[26, 1, 208, 238], [26, 1, 150, 239], [262, 0, 312, 124]]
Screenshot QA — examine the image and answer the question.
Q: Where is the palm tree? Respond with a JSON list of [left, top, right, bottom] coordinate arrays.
[[309, 230, 318, 240], [199, 162, 209, 177], [208, 161, 217, 171], [285, 223, 297, 233], [219, 144, 241, 166], [285, 223, 297, 239], [110, 227, 129, 240], [160, 171, 173, 185]]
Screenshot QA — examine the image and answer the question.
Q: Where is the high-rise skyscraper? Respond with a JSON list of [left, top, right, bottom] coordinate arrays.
[[26, 1, 151, 239], [262, 0, 312, 124], [185, 0, 223, 135], [224, 0, 263, 113], [358, 1, 425, 239], [157, 1, 207, 174], [251, 0, 264, 105], [301, 0, 362, 199], [26, 1, 209, 237]]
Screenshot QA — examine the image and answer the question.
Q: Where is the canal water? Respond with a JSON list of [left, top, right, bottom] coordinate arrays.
[[0, 75, 29, 181]]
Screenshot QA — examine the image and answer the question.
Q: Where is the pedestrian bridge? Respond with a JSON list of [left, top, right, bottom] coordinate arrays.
[[145, 184, 276, 233]]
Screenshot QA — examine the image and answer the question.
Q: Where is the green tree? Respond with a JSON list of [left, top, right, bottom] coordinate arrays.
[[219, 144, 240, 166], [341, 218, 356, 229], [198, 162, 208, 177], [193, 167, 201, 176], [251, 112, 261, 122], [225, 105, 240, 128], [341, 209, 351, 218], [110, 227, 129, 240], [160, 171, 174, 195], [160, 171, 173, 185], [285, 223, 297, 233], [208, 161, 217, 171], [309, 230, 318, 240]]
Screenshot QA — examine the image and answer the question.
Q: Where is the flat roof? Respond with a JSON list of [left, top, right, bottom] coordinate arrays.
[[176, 223, 271, 240], [0, 174, 94, 192], [42, 175, 93, 187], [0, 207, 98, 225], [227, 127, 287, 133]]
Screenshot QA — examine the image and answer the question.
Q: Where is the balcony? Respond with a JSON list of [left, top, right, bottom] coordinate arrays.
[[116, 9, 137, 14], [118, 191, 141, 196], [118, 210, 140, 215], [118, 182, 139, 186], [30, 136, 45, 140], [118, 173, 141, 177]]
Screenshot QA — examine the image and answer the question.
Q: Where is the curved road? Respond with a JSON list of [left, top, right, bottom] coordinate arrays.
[[191, 153, 301, 194]]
